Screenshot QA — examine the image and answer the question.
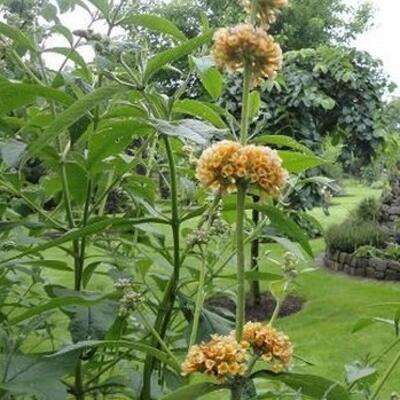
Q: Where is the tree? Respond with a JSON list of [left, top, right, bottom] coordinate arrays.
[[151, 0, 374, 50]]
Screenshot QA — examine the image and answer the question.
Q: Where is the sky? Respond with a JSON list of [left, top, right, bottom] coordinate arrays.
[[349, 0, 400, 94], [44, 0, 400, 94]]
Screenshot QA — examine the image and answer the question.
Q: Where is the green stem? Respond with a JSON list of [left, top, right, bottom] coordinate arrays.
[[76, 179, 92, 291], [239, 64, 252, 145], [140, 136, 181, 400], [236, 183, 247, 341], [230, 385, 243, 400], [74, 360, 84, 400], [137, 308, 180, 368], [370, 348, 400, 400], [189, 247, 207, 347]]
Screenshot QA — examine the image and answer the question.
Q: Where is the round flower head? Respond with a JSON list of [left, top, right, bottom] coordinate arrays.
[[212, 23, 282, 86], [181, 334, 249, 381], [196, 140, 242, 193], [239, 145, 288, 196], [196, 142, 287, 196], [242, 0, 288, 28], [242, 322, 293, 372]]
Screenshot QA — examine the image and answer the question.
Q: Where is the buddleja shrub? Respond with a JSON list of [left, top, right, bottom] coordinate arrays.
[[0, 0, 399, 399]]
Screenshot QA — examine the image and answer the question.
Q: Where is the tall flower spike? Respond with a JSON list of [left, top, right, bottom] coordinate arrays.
[[242, 322, 293, 373], [181, 334, 249, 381], [212, 23, 282, 87], [242, 0, 288, 28]]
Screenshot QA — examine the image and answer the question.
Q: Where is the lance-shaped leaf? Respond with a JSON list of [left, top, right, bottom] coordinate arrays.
[[173, 99, 227, 129], [278, 150, 322, 173], [156, 118, 222, 144], [160, 382, 226, 400], [144, 31, 213, 82], [26, 86, 127, 159], [252, 370, 350, 400], [191, 55, 223, 100], [0, 352, 77, 400], [0, 83, 74, 115], [256, 134, 314, 155], [0, 22, 36, 51], [121, 14, 187, 42], [88, 119, 154, 171]]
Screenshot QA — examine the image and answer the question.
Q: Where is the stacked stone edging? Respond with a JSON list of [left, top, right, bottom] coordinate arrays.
[[324, 249, 400, 281]]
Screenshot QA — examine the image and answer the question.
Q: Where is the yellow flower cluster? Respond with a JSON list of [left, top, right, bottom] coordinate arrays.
[[196, 140, 287, 195], [212, 23, 282, 86], [181, 334, 249, 381], [242, 0, 288, 28], [242, 322, 293, 372]]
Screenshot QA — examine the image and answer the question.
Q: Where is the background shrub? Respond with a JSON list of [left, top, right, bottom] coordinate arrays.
[[351, 196, 379, 222], [325, 219, 387, 253]]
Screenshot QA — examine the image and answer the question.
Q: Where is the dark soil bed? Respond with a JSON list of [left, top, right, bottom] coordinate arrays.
[[206, 292, 304, 322]]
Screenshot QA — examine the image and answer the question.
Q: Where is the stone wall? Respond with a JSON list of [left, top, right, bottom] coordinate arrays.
[[324, 249, 400, 281], [378, 173, 400, 231]]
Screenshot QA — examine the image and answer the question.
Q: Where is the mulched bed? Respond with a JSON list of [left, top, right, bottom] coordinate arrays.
[[206, 292, 304, 322]]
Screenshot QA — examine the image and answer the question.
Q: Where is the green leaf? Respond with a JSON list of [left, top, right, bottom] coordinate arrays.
[[121, 14, 186, 42], [191, 56, 223, 100], [88, 119, 153, 171], [256, 134, 314, 155], [245, 271, 283, 282], [5, 259, 72, 272], [278, 150, 322, 173], [156, 119, 219, 144], [248, 91, 261, 120], [160, 383, 225, 400], [9, 294, 107, 325], [178, 294, 234, 343], [51, 25, 73, 45], [49, 339, 180, 372], [345, 362, 377, 386], [144, 31, 213, 82], [0, 352, 77, 400], [267, 235, 307, 261], [87, 0, 110, 19], [0, 83, 74, 115], [43, 47, 91, 79], [253, 371, 350, 400], [26, 86, 126, 158], [254, 205, 313, 257], [351, 318, 375, 333], [65, 300, 119, 343], [173, 100, 226, 129], [0, 22, 36, 51]]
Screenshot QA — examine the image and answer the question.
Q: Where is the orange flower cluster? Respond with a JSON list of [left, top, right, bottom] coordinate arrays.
[[181, 334, 249, 381], [242, 0, 288, 28], [212, 23, 282, 86], [196, 140, 287, 195], [242, 322, 293, 372]]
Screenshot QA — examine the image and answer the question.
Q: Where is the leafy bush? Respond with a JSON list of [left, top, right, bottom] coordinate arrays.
[[351, 196, 379, 222], [325, 220, 387, 253]]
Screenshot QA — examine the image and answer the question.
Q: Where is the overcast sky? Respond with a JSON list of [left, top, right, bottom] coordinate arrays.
[[45, 0, 400, 94]]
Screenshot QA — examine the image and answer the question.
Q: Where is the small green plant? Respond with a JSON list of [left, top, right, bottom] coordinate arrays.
[[325, 220, 387, 253], [353, 244, 383, 259]]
